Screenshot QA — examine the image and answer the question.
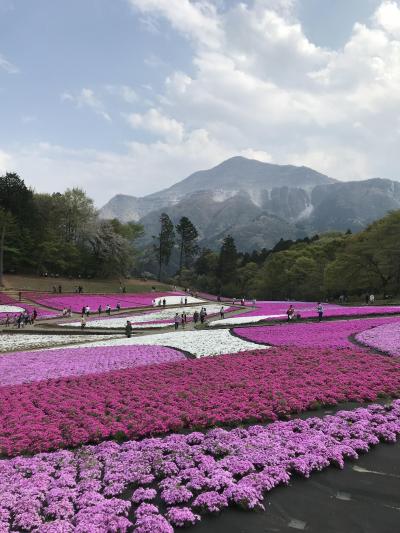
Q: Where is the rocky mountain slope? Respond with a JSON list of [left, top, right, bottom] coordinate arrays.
[[99, 157, 400, 251]]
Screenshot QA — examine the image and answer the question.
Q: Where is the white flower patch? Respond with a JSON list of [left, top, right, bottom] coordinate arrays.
[[0, 333, 113, 353], [63, 329, 262, 358], [62, 304, 222, 329], [209, 315, 287, 327], [0, 305, 25, 313], [152, 296, 205, 306]]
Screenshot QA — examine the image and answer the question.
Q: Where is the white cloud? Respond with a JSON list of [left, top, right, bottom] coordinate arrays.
[[61, 88, 111, 121], [0, 53, 19, 73], [4, 0, 400, 203], [126, 108, 185, 142], [105, 84, 138, 103], [128, 0, 223, 48], [374, 0, 400, 36]]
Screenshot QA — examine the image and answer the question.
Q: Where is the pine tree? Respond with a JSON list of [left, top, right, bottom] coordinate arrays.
[[217, 235, 238, 284], [176, 216, 198, 280], [154, 213, 175, 281]]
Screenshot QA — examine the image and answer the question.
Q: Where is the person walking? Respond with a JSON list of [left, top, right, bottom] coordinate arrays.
[[220, 306, 225, 319], [162, 298, 166, 307], [32, 308, 38, 323], [106, 304, 111, 315], [116, 302, 121, 312], [81, 316, 86, 329], [184, 297, 188, 305], [317, 302, 324, 322], [125, 320, 133, 338], [181, 313, 186, 328], [369, 294, 375, 304], [81, 306, 85, 317], [193, 310, 199, 324], [85, 306, 90, 317], [98, 305, 102, 316], [174, 313, 180, 330]]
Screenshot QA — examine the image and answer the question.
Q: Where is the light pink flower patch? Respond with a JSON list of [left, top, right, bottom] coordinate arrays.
[[234, 316, 400, 348], [0, 401, 399, 531], [0, 344, 186, 386], [356, 322, 400, 356]]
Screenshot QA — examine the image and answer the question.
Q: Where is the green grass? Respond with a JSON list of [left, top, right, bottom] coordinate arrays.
[[3, 274, 171, 294]]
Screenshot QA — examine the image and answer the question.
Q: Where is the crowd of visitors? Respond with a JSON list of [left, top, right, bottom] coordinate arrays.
[[1, 308, 38, 328]]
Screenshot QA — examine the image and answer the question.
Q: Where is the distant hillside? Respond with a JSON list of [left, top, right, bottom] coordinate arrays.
[[99, 156, 400, 251]]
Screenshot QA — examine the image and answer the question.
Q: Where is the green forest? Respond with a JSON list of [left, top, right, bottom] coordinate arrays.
[[2, 172, 400, 301], [0, 172, 143, 285]]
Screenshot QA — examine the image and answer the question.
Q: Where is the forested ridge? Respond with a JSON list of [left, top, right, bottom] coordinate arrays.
[[2, 171, 400, 300]]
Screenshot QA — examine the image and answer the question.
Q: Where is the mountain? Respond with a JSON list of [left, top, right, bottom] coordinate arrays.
[[99, 156, 400, 251]]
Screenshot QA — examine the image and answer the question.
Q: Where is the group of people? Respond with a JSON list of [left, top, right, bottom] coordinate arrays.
[[81, 303, 121, 318], [153, 298, 168, 307], [286, 303, 324, 322], [173, 307, 209, 329], [2, 309, 38, 328], [231, 297, 257, 306]]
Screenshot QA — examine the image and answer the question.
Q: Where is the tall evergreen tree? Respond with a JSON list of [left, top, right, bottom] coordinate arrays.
[[154, 213, 175, 281], [176, 216, 198, 280], [217, 235, 238, 285]]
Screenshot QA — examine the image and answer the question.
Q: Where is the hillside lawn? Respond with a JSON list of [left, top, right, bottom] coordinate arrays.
[[2, 274, 171, 294]]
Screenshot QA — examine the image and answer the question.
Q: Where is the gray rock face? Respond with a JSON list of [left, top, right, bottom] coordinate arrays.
[[99, 157, 400, 251]]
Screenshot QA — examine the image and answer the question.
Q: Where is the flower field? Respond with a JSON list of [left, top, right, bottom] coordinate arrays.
[[63, 329, 260, 357], [356, 322, 400, 356], [0, 333, 108, 353], [0, 344, 185, 386], [1, 346, 400, 456], [0, 293, 59, 319], [24, 292, 203, 312], [230, 300, 400, 324], [0, 401, 399, 531], [1, 294, 400, 531], [233, 316, 400, 349], [62, 304, 225, 329]]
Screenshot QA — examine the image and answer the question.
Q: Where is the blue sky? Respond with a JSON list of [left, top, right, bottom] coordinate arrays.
[[0, 0, 398, 205]]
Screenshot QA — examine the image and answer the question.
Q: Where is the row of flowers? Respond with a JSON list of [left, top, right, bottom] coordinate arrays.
[[0, 401, 399, 531], [0, 293, 59, 319], [62, 304, 225, 329], [0, 344, 186, 386], [233, 316, 400, 349], [356, 322, 400, 356], [59, 329, 260, 357], [232, 300, 400, 323], [0, 333, 110, 353], [23, 292, 195, 312], [1, 346, 399, 456]]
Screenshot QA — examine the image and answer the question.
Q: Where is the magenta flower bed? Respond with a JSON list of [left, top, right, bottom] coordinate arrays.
[[236, 300, 400, 321], [0, 401, 399, 531], [0, 292, 58, 319], [0, 345, 186, 386], [234, 316, 400, 349], [23, 291, 184, 312], [356, 322, 400, 356], [1, 347, 399, 457]]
